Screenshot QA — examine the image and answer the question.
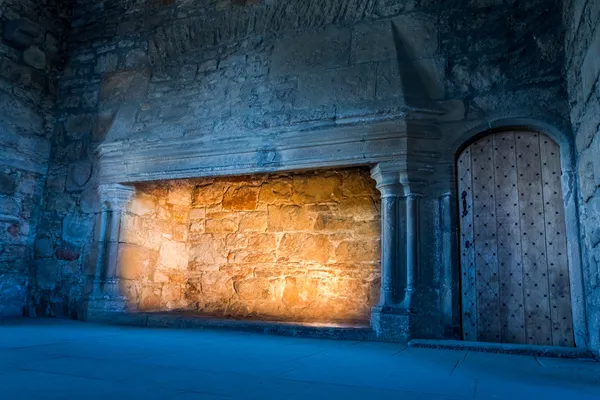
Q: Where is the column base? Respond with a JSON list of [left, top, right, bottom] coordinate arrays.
[[80, 279, 127, 322], [370, 306, 413, 342]]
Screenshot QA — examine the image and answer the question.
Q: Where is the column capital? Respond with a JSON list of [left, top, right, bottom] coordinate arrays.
[[98, 183, 136, 211], [371, 163, 404, 197]]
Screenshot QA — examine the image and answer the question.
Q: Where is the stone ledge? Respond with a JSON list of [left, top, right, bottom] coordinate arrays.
[[408, 339, 596, 360], [85, 312, 377, 342]]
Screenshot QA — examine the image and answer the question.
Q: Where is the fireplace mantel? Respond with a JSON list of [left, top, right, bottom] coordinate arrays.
[[96, 116, 443, 184]]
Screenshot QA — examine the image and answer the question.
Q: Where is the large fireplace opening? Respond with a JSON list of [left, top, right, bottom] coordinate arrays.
[[117, 167, 381, 325]]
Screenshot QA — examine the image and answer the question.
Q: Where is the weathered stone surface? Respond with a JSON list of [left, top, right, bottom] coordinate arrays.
[[292, 174, 343, 204], [0, 172, 17, 195], [158, 241, 188, 270], [55, 245, 80, 261], [119, 244, 157, 280], [95, 53, 119, 74], [271, 27, 351, 76], [278, 233, 331, 264], [351, 20, 395, 64], [391, 13, 438, 60], [62, 214, 93, 245], [297, 64, 376, 107], [222, 186, 259, 211], [99, 69, 150, 103], [64, 115, 93, 140], [23, 46, 47, 70], [34, 238, 54, 258], [3, 20, 42, 49], [66, 161, 92, 192]]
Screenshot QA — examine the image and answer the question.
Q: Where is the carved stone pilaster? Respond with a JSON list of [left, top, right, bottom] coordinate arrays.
[[85, 184, 135, 318], [371, 164, 403, 308], [370, 163, 411, 340], [399, 174, 427, 311]]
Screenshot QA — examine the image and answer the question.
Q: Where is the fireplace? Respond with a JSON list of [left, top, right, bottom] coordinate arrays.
[[117, 168, 381, 324], [87, 118, 449, 341]]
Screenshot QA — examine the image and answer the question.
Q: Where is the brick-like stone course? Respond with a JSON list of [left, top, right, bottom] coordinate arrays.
[[119, 168, 381, 323]]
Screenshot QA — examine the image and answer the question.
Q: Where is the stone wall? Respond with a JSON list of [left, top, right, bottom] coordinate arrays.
[[119, 168, 381, 323], [0, 0, 70, 317], [564, 0, 600, 352]]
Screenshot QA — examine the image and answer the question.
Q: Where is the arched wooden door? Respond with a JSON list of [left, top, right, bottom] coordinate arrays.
[[457, 131, 574, 347]]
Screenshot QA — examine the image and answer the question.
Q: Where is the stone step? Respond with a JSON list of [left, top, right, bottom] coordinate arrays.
[[409, 339, 597, 360]]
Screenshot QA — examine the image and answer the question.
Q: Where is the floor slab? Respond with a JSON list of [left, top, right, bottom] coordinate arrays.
[[0, 318, 598, 399]]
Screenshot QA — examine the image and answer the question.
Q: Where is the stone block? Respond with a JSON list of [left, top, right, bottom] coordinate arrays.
[[277, 233, 331, 264], [193, 182, 227, 205], [235, 277, 275, 301], [35, 259, 58, 291], [199, 272, 234, 302], [0, 195, 19, 216], [158, 241, 188, 270], [129, 193, 157, 216], [259, 179, 292, 204], [66, 161, 92, 192], [292, 174, 343, 204], [377, 57, 445, 101], [125, 49, 148, 68], [579, 149, 597, 202], [267, 205, 315, 232], [34, 238, 54, 258], [391, 13, 438, 60], [95, 53, 119, 74], [3, 20, 42, 49], [297, 64, 376, 108], [100, 69, 150, 104], [0, 91, 44, 136], [64, 115, 93, 140], [239, 212, 267, 232], [55, 245, 81, 261], [222, 186, 259, 211], [118, 244, 157, 280], [23, 46, 47, 70], [581, 22, 600, 100], [271, 27, 351, 76], [351, 20, 395, 64], [335, 240, 380, 263], [62, 214, 93, 245], [594, 138, 600, 186], [0, 171, 16, 195], [205, 216, 239, 233], [0, 244, 27, 262]]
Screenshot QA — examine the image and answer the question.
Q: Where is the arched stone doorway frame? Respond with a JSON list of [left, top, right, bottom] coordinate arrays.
[[449, 117, 588, 348]]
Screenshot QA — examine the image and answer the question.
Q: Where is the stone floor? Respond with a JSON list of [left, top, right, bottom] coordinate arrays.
[[0, 319, 598, 399]]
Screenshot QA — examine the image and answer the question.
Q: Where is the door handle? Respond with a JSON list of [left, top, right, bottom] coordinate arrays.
[[461, 191, 468, 217]]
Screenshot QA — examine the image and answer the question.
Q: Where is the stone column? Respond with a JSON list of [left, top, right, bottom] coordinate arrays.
[[369, 163, 410, 341], [401, 191, 420, 309], [439, 192, 458, 337], [375, 173, 402, 307], [86, 183, 135, 318]]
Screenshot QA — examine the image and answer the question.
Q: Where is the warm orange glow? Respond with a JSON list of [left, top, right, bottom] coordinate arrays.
[[118, 168, 381, 323]]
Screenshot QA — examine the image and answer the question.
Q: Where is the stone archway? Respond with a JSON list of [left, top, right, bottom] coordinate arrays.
[[456, 130, 575, 347]]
